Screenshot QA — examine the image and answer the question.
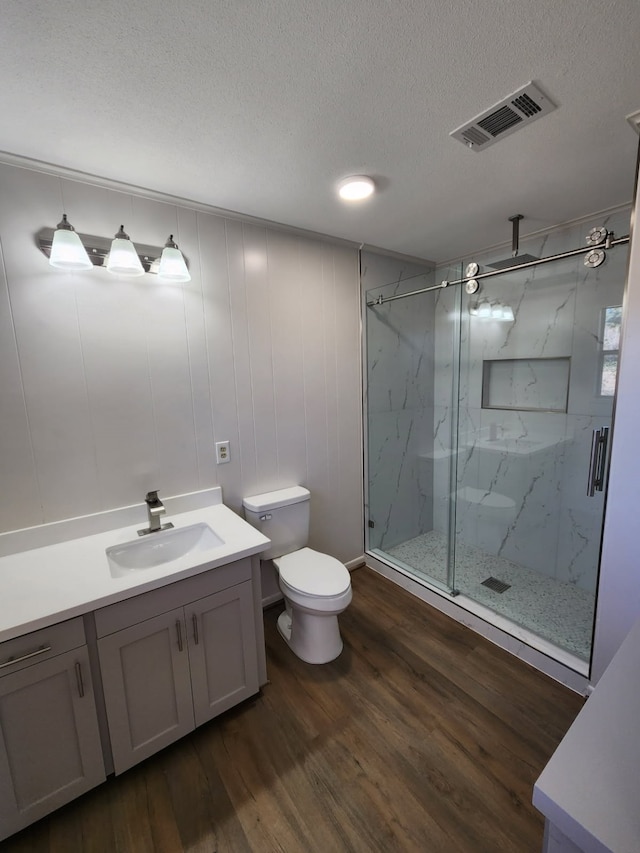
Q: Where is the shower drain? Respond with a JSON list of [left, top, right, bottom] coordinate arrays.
[[481, 576, 511, 594]]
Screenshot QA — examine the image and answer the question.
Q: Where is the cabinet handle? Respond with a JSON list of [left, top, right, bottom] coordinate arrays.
[[0, 644, 52, 670], [192, 613, 199, 645], [75, 661, 85, 698], [176, 619, 184, 652]]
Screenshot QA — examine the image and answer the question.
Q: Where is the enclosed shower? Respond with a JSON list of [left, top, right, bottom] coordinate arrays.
[[363, 210, 630, 673]]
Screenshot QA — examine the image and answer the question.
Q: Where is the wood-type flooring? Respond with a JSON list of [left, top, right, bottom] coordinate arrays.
[[4, 567, 584, 853]]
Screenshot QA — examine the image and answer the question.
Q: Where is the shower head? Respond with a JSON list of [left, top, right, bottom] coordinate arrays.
[[487, 214, 538, 270], [488, 253, 539, 270]]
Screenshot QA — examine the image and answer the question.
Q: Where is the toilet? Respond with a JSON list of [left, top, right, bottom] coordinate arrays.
[[242, 486, 352, 664]]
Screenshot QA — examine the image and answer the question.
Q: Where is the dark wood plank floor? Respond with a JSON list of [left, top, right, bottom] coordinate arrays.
[[4, 567, 583, 853]]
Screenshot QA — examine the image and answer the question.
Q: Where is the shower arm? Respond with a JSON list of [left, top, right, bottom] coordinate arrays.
[[366, 233, 629, 307], [509, 214, 523, 257]]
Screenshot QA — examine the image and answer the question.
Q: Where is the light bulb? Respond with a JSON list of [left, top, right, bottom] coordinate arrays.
[[49, 215, 93, 271]]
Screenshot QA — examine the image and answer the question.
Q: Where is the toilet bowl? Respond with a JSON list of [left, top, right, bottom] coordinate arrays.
[[242, 487, 352, 664], [274, 547, 352, 664]]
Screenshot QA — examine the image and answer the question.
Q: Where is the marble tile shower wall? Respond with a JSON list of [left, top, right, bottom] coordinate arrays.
[[0, 161, 363, 563], [363, 252, 435, 550], [435, 210, 630, 593]]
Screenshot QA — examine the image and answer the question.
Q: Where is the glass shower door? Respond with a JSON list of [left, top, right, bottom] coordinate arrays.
[[364, 259, 463, 595], [363, 211, 628, 667], [452, 215, 627, 663]]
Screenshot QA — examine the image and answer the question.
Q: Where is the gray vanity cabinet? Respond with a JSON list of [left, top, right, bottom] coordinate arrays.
[[96, 559, 259, 775], [0, 619, 105, 841], [188, 582, 259, 727], [97, 607, 196, 773]]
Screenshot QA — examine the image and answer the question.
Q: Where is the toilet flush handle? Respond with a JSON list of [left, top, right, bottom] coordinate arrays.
[[259, 513, 272, 521]]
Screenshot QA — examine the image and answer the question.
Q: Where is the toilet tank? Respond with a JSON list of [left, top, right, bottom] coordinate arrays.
[[242, 486, 310, 560]]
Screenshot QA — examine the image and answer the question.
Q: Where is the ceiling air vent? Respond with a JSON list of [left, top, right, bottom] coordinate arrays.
[[451, 82, 556, 151]]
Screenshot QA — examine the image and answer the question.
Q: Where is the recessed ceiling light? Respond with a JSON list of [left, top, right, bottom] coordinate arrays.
[[337, 175, 375, 202]]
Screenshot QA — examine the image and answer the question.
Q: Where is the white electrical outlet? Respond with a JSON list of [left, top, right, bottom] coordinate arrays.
[[215, 440, 230, 464]]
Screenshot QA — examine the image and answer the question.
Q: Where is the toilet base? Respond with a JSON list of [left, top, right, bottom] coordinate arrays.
[[277, 610, 293, 642], [277, 607, 344, 665]]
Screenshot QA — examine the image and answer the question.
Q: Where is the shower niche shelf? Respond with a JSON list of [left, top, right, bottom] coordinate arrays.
[[481, 356, 570, 413]]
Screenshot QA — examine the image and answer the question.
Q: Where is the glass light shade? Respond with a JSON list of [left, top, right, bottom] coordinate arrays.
[[337, 175, 375, 201], [491, 302, 504, 319], [477, 300, 491, 319], [158, 246, 191, 283], [502, 305, 515, 321], [106, 230, 144, 277], [49, 224, 92, 271]]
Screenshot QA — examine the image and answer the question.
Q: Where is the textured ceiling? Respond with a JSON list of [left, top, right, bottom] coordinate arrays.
[[1, 0, 639, 261]]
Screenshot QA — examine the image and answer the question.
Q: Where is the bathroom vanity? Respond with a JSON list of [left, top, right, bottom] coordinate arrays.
[[96, 558, 258, 774], [0, 489, 270, 841], [0, 616, 105, 837]]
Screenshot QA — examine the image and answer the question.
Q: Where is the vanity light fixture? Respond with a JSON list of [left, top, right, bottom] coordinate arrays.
[[38, 222, 190, 281], [337, 175, 375, 202], [470, 298, 514, 321], [158, 235, 191, 283], [106, 225, 145, 277], [48, 214, 93, 271]]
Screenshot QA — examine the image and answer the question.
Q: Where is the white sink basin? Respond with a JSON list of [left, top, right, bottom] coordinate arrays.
[[106, 523, 224, 576]]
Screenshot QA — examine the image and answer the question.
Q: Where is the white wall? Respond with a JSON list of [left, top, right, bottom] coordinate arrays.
[[592, 145, 640, 682], [0, 160, 363, 563]]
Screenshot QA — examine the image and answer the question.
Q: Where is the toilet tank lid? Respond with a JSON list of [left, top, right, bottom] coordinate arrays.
[[242, 485, 310, 512]]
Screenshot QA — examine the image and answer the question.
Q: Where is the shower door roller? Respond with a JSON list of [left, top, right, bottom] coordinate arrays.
[[587, 426, 609, 497], [584, 249, 606, 268]]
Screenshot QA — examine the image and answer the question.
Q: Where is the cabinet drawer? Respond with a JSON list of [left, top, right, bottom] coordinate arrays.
[[0, 618, 86, 678], [94, 558, 252, 637]]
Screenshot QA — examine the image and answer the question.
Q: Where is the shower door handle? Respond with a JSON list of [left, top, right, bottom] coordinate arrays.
[[587, 426, 609, 497]]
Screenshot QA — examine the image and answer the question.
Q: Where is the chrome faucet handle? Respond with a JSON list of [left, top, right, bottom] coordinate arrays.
[[145, 490, 165, 518], [138, 490, 171, 536]]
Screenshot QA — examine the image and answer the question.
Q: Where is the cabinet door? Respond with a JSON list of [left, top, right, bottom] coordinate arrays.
[[98, 609, 194, 774], [0, 648, 105, 840], [188, 581, 259, 728]]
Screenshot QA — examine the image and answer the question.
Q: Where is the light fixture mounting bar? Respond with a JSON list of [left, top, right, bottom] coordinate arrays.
[[36, 228, 180, 274]]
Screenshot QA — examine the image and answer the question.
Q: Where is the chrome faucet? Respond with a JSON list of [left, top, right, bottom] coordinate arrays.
[[138, 490, 174, 536]]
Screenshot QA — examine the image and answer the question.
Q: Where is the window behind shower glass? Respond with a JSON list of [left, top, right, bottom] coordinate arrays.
[[600, 306, 622, 396]]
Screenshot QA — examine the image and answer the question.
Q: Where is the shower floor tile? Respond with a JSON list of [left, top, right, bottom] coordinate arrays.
[[387, 531, 594, 662]]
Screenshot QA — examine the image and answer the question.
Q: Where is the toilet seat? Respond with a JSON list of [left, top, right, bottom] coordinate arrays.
[[274, 547, 350, 596]]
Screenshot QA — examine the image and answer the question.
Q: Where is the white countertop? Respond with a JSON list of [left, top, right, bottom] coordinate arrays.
[[0, 497, 270, 643], [533, 615, 640, 853]]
